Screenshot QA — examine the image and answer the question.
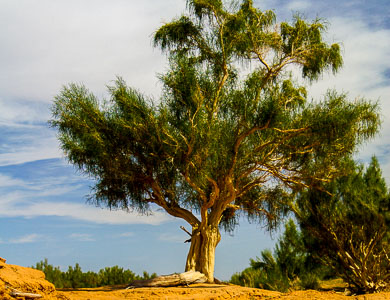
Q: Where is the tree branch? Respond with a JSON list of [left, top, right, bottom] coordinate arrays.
[[228, 120, 271, 179], [150, 180, 200, 227]]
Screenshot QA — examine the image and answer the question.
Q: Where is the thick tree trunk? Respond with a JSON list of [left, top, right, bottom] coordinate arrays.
[[185, 224, 221, 283]]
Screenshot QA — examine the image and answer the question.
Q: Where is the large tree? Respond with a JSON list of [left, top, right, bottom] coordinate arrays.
[[51, 0, 380, 282]]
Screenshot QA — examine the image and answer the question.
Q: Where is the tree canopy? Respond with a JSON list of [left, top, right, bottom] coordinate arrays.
[[51, 0, 380, 282]]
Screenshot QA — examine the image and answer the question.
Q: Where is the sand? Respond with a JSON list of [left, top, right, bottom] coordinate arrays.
[[2, 260, 390, 300]]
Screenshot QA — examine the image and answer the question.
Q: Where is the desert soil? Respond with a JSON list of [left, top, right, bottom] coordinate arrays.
[[2, 259, 390, 299], [57, 285, 390, 300]]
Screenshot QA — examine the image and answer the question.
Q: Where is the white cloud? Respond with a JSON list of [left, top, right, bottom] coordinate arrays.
[[309, 17, 390, 99], [0, 195, 172, 225], [29, 202, 172, 225], [381, 160, 390, 184], [286, 0, 311, 11], [0, 171, 83, 195], [0, 171, 173, 225], [0, 124, 62, 167], [0, 174, 25, 188], [9, 234, 41, 244], [0, 98, 50, 125], [0, 144, 61, 167], [69, 233, 95, 242], [0, 191, 172, 225], [0, 0, 185, 102]]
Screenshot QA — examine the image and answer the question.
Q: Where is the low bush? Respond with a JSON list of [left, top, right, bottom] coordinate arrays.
[[33, 258, 156, 288]]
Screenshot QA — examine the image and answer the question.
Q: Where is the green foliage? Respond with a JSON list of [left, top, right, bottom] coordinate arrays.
[[299, 272, 320, 290], [33, 259, 157, 289], [230, 267, 262, 289], [296, 157, 390, 293], [230, 219, 329, 292]]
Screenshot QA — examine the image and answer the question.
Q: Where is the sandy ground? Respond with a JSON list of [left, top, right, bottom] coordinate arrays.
[[57, 285, 390, 300], [58, 284, 280, 300], [2, 260, 390, 300]]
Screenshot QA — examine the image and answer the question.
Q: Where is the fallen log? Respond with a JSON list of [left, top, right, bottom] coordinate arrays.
[[10, 288, 42, 298], [127, 271, 207, 288]]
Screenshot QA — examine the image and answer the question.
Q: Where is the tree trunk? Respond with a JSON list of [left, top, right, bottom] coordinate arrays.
[[185, 224, 221, 283]]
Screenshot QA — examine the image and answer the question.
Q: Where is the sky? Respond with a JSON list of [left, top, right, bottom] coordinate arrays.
[[0, 0, 389, 281]]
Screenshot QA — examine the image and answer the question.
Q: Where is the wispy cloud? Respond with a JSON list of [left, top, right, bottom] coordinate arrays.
[[0, 174, 25, 188], [286, 0, 311, 11], [69, 233, 95, 242], [0, 172, 84, 196], [0, 144, 61, 167], [0, 196, 172, 225], [0, 165, 173, 225], [305, 17, 390, 99], [0, 98, 51, 125], [0, 124, 61, 167], [118, 232, 134, 238], [9, 233, 41, 244]]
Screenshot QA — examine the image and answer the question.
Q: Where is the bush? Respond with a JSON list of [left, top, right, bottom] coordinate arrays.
[[33, 259, 157, 288], [299, 273, 320, 290]]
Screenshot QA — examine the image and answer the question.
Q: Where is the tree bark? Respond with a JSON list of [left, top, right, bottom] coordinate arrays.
[[185, 224, 221, 283]]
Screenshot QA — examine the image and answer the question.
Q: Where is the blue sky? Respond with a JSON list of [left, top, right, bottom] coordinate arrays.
[[0, 0, 389, 281]]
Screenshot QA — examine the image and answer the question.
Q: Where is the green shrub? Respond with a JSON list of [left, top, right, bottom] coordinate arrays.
[[33, 259, 156, 288], [299, 273, 320, 290]]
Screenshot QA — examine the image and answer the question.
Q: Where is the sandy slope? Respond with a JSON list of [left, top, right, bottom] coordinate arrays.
[[2, 260, 390, 300], [0, 260, 59, 299]]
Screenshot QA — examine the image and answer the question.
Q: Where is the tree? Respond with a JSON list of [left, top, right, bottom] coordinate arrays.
[[34, 259, 65, 288], [50, 0, 380, 282], [65, 263, 84, 289], [296, 157, 390, 293]]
